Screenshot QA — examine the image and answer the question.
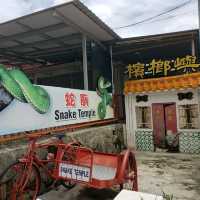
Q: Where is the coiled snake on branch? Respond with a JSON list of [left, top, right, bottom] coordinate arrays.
[[0, 64, 50, 114], [96, 76, 112, 119]]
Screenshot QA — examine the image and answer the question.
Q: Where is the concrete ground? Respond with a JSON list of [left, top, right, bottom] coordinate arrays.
[[38, 151, 200, 200]]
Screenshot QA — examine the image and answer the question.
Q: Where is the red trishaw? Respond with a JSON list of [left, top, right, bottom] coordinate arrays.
[[0, 134, 138, 200]]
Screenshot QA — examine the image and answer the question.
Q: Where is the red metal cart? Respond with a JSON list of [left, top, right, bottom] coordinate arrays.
[[0, 134, 138, 200]]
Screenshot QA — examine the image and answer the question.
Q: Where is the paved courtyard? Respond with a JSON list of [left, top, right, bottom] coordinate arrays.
[[38, 151, 200, 200]]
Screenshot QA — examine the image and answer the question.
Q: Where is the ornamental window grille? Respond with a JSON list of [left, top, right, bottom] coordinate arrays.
[[135, 106, 152, 129], [178, 104, 199, 129]]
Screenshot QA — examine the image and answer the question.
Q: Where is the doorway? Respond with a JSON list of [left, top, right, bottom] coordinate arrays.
[[152, 103, 177, 148]]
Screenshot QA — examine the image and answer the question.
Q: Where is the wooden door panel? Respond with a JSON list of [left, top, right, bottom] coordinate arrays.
[[152, 104, 165, 147], [165, 104, 177, 134]]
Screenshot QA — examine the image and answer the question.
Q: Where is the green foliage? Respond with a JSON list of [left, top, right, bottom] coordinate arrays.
[[162, 191, 174, 200], [138, 191, 174, 200]]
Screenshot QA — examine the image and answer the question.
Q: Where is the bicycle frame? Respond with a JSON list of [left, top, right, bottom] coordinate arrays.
[[9, 133, 138, 199], [16, 136, 59, 193], [17, 135, 82, 191]]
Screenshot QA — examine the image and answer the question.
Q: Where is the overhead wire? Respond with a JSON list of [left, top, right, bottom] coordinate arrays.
[[147, 11, 191, 23], [114, 0, 193, 29]]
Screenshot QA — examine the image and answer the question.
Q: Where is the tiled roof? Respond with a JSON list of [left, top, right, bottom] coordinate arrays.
[[124, 72, 200, 94]]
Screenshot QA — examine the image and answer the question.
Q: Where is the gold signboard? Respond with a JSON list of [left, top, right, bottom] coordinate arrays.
[[125, 55, 200, 79]]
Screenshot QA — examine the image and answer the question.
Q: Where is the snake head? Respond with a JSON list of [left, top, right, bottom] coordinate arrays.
[[98, 76, 111, 89]]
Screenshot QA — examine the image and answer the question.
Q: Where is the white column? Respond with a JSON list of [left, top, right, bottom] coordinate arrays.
[[82, 35, 88, 90], [125, 94, 136, 148]]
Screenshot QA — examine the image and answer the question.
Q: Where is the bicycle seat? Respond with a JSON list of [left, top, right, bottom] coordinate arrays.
[[55, 133, 65, 140]]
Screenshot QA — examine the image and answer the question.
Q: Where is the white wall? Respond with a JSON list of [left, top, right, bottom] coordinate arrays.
[[125, 88, 200, 147]]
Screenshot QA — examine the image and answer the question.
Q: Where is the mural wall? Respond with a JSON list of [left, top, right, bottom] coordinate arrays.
[[0, 65, 114, 135]]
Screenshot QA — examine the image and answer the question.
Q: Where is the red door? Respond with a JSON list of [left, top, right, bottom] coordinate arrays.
[[164, 104, 177, 135], [152, 103, 177, 147], [152, 104, 165, 147]]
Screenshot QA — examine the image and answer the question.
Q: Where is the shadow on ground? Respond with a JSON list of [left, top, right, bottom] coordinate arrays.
[[77, 188, 118, 200], [38, 151, 200, 200]]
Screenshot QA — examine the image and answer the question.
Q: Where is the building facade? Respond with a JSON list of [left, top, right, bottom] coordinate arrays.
[[125, 74, 200, 154], [0, 1, 199, 154], [113, 30, 200, 154]]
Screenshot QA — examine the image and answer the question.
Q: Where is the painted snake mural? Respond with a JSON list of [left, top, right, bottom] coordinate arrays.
[[97, 76, 112, 119], [0, 64, 50, 114]]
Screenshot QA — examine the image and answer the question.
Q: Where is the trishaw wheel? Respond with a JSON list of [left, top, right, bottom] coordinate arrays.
[[61, 180, 76, 189], [0, 162, 41, 200], [122, 152, 138, 191]]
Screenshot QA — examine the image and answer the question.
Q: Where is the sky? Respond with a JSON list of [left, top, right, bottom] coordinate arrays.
[[0, 0, 198, 38]]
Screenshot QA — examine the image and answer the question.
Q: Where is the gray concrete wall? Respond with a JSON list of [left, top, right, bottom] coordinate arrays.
[[0, 123, 125, 175]]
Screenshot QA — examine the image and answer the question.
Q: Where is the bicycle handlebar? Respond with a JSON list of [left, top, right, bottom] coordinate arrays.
[[26, 133, 82, 151]]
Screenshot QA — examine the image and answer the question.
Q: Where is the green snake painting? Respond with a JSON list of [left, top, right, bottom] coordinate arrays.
[[97, 76, 112, 119], [0, 64, 50, 114]]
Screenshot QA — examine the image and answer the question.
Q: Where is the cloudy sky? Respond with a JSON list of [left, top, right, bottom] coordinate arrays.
[[0, 0, 198, 38]]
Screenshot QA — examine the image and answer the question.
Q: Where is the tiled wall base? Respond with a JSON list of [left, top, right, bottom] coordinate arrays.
[[135, 130, 154, 152], [179, 132, 200, 154]]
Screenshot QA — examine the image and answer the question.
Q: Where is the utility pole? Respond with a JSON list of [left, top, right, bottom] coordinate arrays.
[[199, 0, 200, 26], [82, 35, 88, 90], [198, 0, 200, 59]]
